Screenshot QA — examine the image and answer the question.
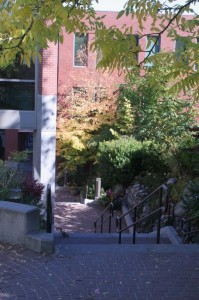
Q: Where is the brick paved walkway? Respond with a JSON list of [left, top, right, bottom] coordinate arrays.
[[0, 242, 199, 299], [0, 186, 199, 299], [54, 186, 123, 233]]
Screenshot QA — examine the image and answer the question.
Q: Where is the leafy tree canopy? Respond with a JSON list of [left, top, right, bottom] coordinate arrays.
[[118, 57, 197, 154], [0, 0, 198, 94], [93, 0, 199, 96], [0, 0, 102, 67]]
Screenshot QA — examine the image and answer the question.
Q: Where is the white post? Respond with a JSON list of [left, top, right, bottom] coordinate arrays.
[[95, 178, 101, 199]]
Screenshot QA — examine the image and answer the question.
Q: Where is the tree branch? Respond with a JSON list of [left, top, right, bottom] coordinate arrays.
[[137, 0, 197, 65]]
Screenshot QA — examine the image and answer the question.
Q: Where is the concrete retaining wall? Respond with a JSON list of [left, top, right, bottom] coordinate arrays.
[[0, 201, 54, 253]]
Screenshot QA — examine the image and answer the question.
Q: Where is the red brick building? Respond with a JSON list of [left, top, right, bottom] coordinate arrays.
[[58, 12, 196, 101], [0, 11, 197, 197]]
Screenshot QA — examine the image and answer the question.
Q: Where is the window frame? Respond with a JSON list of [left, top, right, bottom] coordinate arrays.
[[145, 35, 161, 66], [0, 79, 35, 111], [73, 33, 88, 67]]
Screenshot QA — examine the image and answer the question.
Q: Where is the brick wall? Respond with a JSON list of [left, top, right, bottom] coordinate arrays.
[[57, 12, 194, 100], [38, 42, 58, 96]]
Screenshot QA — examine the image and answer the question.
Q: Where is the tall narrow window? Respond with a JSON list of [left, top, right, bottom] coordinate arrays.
[[145, 35, 160, 66], [175, 38, 189, 62], [127, 34, 139, 63], [74, 33, 88, 67]]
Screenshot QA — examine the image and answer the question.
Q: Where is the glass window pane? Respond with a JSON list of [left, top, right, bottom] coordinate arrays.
[[145, 35, 160, 66], [0, 59, 35, 80], [74, 33, 88, 66], [146, 36, 160, 56], [0, 82, 35, 110], [175, 38, 188, 62]]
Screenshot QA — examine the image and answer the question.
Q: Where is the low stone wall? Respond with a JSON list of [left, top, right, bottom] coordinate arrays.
[[0, 201, 54, 253]]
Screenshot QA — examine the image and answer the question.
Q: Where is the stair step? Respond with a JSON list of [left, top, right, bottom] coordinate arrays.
[[55, 243, 199, 257], [55, 232, 171, 245]]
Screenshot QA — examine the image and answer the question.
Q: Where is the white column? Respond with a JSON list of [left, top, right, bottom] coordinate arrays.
[[33, 94, 57, 202]]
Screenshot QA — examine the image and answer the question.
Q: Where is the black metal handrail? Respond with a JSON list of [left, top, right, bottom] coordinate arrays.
[[46, 184, 52, 233], [120, 184, 167, 220], [116, 184, 168, 244], [94, 202, 114, 233], [160, 202, 175, 226], [181, 215, 199, 244], [117, 207, 163, 244]]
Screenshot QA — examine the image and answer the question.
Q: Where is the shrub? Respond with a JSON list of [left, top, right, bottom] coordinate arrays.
[[96, 137, 167, 188], [96, 137, 142, 188], [176, 145, 199, 177], [0, 160, 23, 199], [22, 177, 44, 205], [139, 142, 169, 174], [9, 149, 31, 162], [181, 180, 199, 218]]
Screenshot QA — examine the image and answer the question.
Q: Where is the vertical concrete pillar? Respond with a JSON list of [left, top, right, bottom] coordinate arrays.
[[33, 42, 58, 203]]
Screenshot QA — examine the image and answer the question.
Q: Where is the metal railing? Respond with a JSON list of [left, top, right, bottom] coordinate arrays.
[[94, 202, 114, 233], [181, 215, 199, 244], [161, 202, 175, 226], [46, 184, 52, 233], [116, 184, 168, 244]]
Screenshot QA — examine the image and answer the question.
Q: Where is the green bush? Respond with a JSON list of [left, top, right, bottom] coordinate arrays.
[[96, 137, 167, 188], [0, 160, 24, 199], [9, 149, 31, 162], [182, 180, 199, 218], [96, 137, 141, 188], [139, 142, 169, 174], [176, 145, 199, 177]]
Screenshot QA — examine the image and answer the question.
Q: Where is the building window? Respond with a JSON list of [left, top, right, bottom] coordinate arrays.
[[73, 87, 88, 103], [128, 34, 139, 63], [175, 38, 189, 63], [93, 87, 108, 102], [74, 33, 88, 67], [0, 81, 35, 110], [0, 58, 35, 110], [145, 35, 160, 66]]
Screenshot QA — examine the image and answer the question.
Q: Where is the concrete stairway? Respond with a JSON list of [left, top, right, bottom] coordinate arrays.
[[55, 226, 181, 246], [57, 232, 171, 244]]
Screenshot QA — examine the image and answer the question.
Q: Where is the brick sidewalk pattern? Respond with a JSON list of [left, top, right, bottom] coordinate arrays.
[[0, 243, 199, 300], [0, 186, 199, 299]]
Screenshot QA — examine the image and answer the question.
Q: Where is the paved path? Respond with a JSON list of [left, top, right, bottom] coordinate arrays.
[[0, 186, 199, 299], [0, 242, 199, 300], [54, 186, 123, 233]]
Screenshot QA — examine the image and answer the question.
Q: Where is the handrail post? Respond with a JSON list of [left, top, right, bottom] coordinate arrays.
[[133, 207, 137, 244], [46, 184, 52, 233], [94, 221, 97, 233], [108, 202, 113, 233], [165, 189, 169, 214], [188, 220, 191, 244], [119, 218, 122, 244], [157, 186, 163, 244], [181, 218, 184, 240], [171, 203, 175, 227], [101, 215, 103, 233]]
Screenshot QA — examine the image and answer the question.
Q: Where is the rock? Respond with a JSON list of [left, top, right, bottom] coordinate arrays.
[[167, 178, 177, 185], [142, 204, 150, 215], [174, 201, 186, 217], [112, 184, 124, 198]]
